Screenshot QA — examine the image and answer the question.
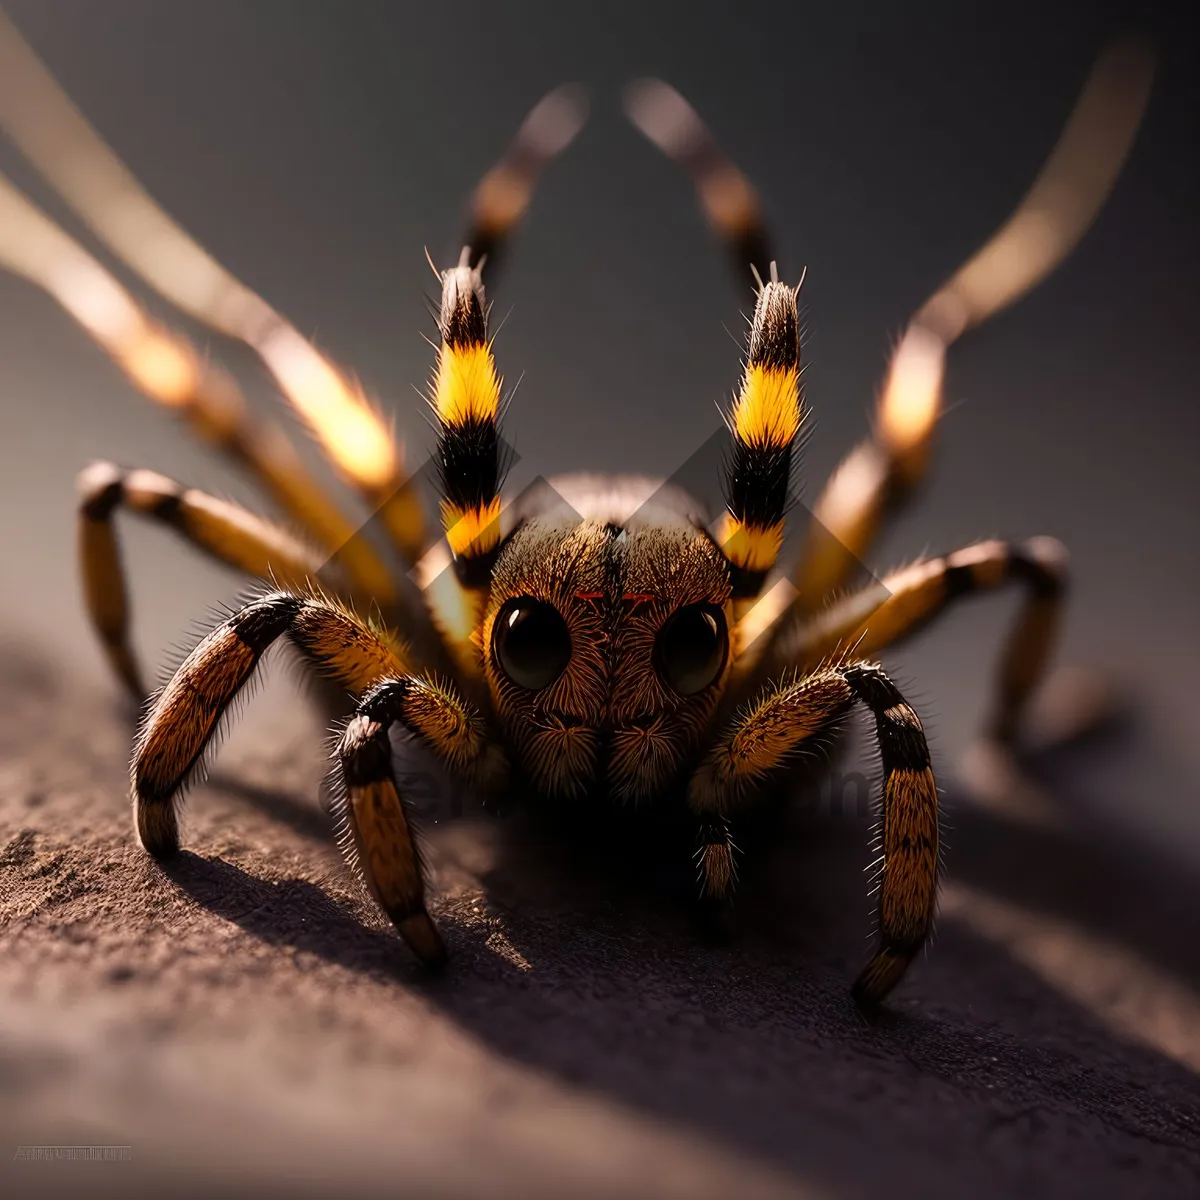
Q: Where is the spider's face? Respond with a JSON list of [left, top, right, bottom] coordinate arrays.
[[482, 517, 733, 801]]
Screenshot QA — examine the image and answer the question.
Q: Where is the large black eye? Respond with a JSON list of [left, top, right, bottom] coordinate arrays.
[[655, 603, 728, 696], [493, 597, 572, 691]]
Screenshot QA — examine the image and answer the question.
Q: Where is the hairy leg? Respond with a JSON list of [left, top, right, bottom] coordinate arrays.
[[336, 678, 505, 963], [77, 461, 333, 697], [778, 537, 1068, 744], [130, 590, 504, 962], [416, 87, 588, 676], [690, 662, 940, 1005]]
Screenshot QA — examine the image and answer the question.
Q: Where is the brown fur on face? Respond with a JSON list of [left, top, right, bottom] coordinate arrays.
[[483, 514, 732, 802]]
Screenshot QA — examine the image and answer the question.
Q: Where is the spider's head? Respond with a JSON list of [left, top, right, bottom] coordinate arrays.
[[482, 510, 732, 802]]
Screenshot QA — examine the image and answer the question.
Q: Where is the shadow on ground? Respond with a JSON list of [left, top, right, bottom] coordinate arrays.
[[2, 642, 1199, 1198]]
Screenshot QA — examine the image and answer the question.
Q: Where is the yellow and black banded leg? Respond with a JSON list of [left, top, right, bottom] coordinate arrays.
[[621, 88, 803, 641], [421, 257, 508, 676], [131, 590, 504, 963], [713, 273, 806, 619], [689, 662, 940, 1006], [622, 70, 939, 612], [782, 537, 1068, 745], [417, 87, 586, 674], [77, 460, 331, 698]]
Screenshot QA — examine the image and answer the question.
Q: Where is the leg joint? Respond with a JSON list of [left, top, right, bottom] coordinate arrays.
[[841, 663, 931, 771], [357, 678, 412, 724], [227, 592, 304, 653], [77, 460, 125, 519], [338, 714, 395, 787], [1009, 536, 1069, 598], [840, 661, 903, 711]]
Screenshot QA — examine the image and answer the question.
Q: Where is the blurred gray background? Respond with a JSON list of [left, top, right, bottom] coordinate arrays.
[[0, 0, 1196, 854]]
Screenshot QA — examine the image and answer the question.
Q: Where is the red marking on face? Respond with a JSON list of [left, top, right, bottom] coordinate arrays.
[[623, 592, 656, 604], [574, 591, 604, 601]]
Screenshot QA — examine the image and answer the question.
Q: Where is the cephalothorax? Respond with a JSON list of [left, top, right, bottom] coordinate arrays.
[[0, 21, 1152, 1004]]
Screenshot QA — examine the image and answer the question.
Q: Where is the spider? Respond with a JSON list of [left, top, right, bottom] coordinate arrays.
[[0, 19, 1152, 1006]]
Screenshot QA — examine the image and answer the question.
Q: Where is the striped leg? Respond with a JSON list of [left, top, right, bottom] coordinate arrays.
[[713, 272, 806, 615], [420, 258, 507, 677], [131, 591, 504, 963], [350, 84, 583, 567], [621, 87, 802, 629], [414, 87, 586, 674], [689, 663, 940, 1005], [78, 461, 331, 697], [778, 538, 1068, 744], [790, 41, 1155, 613]]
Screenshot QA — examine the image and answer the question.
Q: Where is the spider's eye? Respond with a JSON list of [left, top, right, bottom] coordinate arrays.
[[493, 597, 572, 691], [654, 603, 728, 696]]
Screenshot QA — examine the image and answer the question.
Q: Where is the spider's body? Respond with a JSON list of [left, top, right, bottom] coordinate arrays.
[[0, 24, 1152, 1006], [483, 474, 734, 804], [130, 259, 950, 1007]]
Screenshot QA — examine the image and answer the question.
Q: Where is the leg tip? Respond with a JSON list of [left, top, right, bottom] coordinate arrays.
[[850, 976, 884, 1012], [134, 797, 180, 858], [852, 949, 910, 1011], [397, 912, 448, 968]]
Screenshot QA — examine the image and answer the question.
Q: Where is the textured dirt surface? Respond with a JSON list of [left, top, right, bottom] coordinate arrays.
[[2, 642, 1199, 1199]]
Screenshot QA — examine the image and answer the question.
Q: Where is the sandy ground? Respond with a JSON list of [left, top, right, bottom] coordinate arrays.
[[1, 640, 1199, 1200]]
